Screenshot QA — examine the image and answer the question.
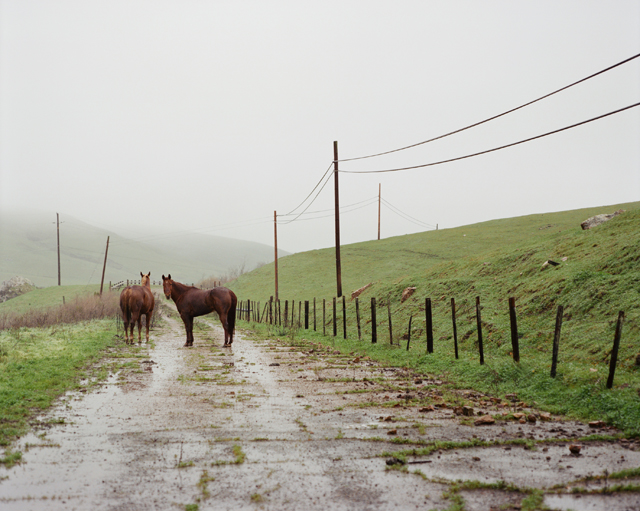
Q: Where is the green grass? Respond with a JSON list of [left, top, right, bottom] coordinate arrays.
[[230, 202, 640, 435], [0, 319, 122, 452]]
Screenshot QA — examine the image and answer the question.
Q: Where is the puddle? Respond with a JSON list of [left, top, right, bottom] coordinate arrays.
[[1, 315, 638, 510]]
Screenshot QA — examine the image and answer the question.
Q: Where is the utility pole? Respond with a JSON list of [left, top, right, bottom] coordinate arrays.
[[99, 236, 110, 297], [333, 141, 342, 298], [377, 183, 381, 240], [56, 213, 61, 286], [274, 210, 279, 301]]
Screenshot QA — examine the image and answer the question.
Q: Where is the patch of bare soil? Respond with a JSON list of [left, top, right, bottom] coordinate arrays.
[[1, 315, 639, 510]]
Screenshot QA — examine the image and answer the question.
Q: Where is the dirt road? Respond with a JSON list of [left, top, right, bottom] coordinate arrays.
[[1, 313, 639, 510]]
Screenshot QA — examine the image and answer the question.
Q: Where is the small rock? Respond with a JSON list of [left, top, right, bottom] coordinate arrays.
[[472, 456, 481, 461], [527, 414, 537, 423], [401, 287, 417, 303], [569, 444, 581, 456], [474, 415, 495, 426], [386, 457, 405, 466], [513, 413, 525, 420], [462, 406, 475, 417], [387, 429, 398, 435], [540, 412, 552, 421], [419, 405, 435, 413], [589, 421, 606, 428]]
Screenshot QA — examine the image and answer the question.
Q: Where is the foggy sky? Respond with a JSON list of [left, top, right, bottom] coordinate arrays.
[[1, 1, 639, 255]]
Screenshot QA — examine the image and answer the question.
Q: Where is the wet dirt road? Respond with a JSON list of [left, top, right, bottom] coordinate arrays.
[[1, 314, 639, 510]]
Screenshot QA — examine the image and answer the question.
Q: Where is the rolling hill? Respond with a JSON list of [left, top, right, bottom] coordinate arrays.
[[0, 210, 288, 287]]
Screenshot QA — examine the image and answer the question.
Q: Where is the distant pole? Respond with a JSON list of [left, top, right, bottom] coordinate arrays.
[[99, 236, 110, 297], [606, 311, 625, 389], [377, 183, 381, 240], [334, 141, 343, 298], [274, 210, 279, 301], [56, 213, 61, 286]]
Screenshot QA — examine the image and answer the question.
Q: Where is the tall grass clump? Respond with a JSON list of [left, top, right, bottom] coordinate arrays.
[[0, 291, 120, 331]]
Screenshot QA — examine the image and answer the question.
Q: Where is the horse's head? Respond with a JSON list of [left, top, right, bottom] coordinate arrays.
[[140, 271, 151, 287], [161, 274, 172, 299]]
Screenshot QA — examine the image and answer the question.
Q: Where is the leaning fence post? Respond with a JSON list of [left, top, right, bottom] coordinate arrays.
[[476, 296, 484, 365], [451, 298, 459, 359], [406, 315, 413, 351], [323, 299, 326, 336], [387, 295, 393, 345], [371, 297, 377, 343], [509, 297, 520, 362], [356, 297, 362, 341], [269, 297, 273, 325], [333, 297, 337, 337], [550, 305, 563, 378], [342, 296, 347, 339], [426, 297, 433, 354], [606, 311, 625, 389]]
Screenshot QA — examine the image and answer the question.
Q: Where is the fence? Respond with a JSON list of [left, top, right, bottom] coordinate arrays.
[[235, 295, 627, 390]]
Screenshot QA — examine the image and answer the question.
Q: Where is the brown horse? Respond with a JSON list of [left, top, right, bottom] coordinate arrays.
[[162, 274, 237, 347], [119, 272, 155, 344]]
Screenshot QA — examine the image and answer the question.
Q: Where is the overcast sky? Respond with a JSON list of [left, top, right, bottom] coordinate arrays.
[[1, 1, 639, 254]]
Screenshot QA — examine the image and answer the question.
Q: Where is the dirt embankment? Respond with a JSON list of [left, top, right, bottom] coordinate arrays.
[[1, 315, 639, 510]]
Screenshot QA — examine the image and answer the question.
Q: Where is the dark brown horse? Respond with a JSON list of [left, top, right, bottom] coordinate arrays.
[[120, 272, 155, 344], [162, 274, 237, 347]]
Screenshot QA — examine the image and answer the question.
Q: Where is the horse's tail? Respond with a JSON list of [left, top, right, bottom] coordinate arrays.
[[120, 287, 132, 320], [228, 291, 237, 338]]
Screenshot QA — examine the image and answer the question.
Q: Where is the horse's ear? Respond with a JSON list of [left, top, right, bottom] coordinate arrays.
[[148, 271, 151, 276], [162, 275, 165, 280], [168, 274, 171, 279], [140, 272, 143, 278]]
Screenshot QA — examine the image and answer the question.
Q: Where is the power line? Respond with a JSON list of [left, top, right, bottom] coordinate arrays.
[[278, 195, 377, 218], [338, 52, 640, 162], [339, 101, 640, 174], [380, 198, 436, 229], [278, 169, 335, 225], [278, 197, 378, 224], [282, 162, 334, 216]]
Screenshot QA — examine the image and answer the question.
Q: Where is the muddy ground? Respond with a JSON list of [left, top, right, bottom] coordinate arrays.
[[1, 310, 639, 511]]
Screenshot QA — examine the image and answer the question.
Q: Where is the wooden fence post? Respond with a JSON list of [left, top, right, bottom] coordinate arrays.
[[333, 297, 337, 337], [342, 296, 347, 339], [313, 298, 316, 331], [476, 296, 484, 365], [356, 297, 362, 341], [284, 300, 289, 327], [606, 311, 625, 389], [305, 301, 309, 329], [323, 299, 326, 336], [298, 301, 301, 328], [387, 295, 393, 345], [426, 297, 433, 354], [509, 297, 520, 362], [550, 304, 563, 378], [371, 297, 377, 344], [406, 315, 413, 351], [451, 298, 459, 359], [291, 300, 295, 327], [269, 297, 273, 325]]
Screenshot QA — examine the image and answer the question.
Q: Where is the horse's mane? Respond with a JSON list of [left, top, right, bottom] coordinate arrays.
[[171, 279, 196, 293]]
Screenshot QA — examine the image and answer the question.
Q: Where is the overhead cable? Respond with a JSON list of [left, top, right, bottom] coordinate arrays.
[[338, 52, 640, 162], [339, 101, 640, 174], [380, 198, 436, 229]]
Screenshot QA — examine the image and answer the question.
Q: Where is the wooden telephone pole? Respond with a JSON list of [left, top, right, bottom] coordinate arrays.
[[56, 213, 61, 285], [274, 211, 279, 301], [99, 236, 110, 297], [378, 183, 381, 240], [334, 141, 343, 298]]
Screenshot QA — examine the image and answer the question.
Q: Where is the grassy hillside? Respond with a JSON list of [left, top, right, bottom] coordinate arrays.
[[229, 202, 640, 434], [0, 211, 286, 287]]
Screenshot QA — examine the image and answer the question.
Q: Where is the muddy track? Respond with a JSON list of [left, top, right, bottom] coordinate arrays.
[[1, 312, 639, 510]]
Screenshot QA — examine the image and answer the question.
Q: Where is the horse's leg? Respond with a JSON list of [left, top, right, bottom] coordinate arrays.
[[145, 312, 151, 343], [182, 313, 193, 347], [135, 311, 143, 344], [220, 311, 229, 347]]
